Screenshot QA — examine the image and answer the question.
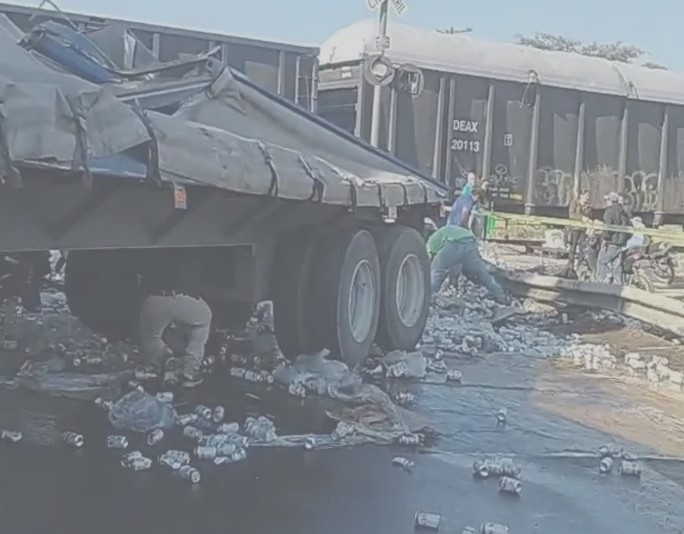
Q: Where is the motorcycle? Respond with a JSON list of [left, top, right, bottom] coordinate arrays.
[[619, 246, 658, 292], [647, 242, 678, 286]]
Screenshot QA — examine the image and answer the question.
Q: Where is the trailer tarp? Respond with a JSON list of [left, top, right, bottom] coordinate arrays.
[[0, 22, 445, 209]]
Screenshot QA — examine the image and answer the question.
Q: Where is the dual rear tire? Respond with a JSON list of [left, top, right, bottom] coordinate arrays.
[[273, 225, 430, 367]]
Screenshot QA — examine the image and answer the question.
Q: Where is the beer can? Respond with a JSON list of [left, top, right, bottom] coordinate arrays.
[[156, 392, 174, 403], [304, 437, 318, 450], [472, 460, 490, 479], [391, 456, 415, 472], [175, 413, 198, 426], [496, 408, 507, 424], [288, 382, 307, 398], [498, 476, 522, 495], [446, 369, 463, 382], [212, 405, 225, 423], [230, 367, 246, 378], [62, 431, 84, 448], [462, 528, 478, 534], [125, 456, 152, 472], [178, 465, 201, 484], [481, 523, 509, 534], [619, 460, 642, 477], [94, 398, 113, 412], [147, 428, 165, 447], [194, 445, 218, 460], [0, 430, 23, 443], [216, 422, 240, 434], [182, 426, 204, 442], [394, 392, 415, 405], [216, 442, 238, 456], [106, 435, 129, 450], [158, 453, 182, 470], [599, 457, 614, 474], [414, 511, 441, 530], [397, 433, 422, 446], [121, 450, 143, 466], [194, 404, 212, 420]]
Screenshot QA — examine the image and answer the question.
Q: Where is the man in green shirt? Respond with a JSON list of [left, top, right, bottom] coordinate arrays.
[[427, 224, 507, 303]]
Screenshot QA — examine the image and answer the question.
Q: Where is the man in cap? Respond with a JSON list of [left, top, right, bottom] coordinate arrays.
[[596, 191, 631, 284]]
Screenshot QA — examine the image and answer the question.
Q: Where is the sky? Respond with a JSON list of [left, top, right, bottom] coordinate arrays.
[[7, 0, 684, 70]]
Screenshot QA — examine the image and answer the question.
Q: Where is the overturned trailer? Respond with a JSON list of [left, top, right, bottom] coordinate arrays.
[[0, 15, 446, 366], [318, 20, 684, 224]]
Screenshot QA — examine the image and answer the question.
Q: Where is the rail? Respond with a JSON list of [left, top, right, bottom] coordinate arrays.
[[492, 267, 684, 338]]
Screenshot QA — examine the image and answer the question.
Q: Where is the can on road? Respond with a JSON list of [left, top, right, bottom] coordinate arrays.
[[414, 511, 441, 530], [619, 460, 642, 477], [481, 523, 509, 534], [0, 430, 23, 443], [106, 435, 129, 450], [62, 431, 84, 448], [498, 476, 522, 495], [177, 465, 201, 484], [147, 429, 165, 447]]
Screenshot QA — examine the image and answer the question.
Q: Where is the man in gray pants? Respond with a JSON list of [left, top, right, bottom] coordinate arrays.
[[139, 250, 212, 388]]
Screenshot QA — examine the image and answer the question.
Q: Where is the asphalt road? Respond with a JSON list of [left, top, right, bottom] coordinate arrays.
[[1, 340, 683, 534]]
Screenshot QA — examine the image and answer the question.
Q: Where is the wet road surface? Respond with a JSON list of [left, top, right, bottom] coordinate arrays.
[[1, 342, 684, 534]]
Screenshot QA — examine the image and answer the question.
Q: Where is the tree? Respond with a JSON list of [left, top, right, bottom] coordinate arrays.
[[514, 32, 668, 68]]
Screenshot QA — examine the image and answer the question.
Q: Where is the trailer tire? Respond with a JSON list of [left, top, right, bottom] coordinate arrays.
[[373, 225, 430, 350], [311, 229, 381, 367], [64, 250, 142, 341], [272, 235, 319, 359]]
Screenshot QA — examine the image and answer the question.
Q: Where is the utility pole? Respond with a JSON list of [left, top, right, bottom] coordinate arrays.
[[369, 0, 389, 148]]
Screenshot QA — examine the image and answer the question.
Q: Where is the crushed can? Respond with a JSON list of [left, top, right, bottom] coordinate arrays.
[[194, 445, 218, 460], [619, 460, 642, 477], [230, 367, 246, 378], [496, 408, 507, 425], [224, 434, 250, 448], [288, 382, 307, 398], [216, 442, 238, 456], [147, 429, 165, 447], [244, 370, 261, 382], [598, 443, 619, 458], [199, 434, 228, 447], [498, 476, 522, 495], [121, 450, 143, 465], [397, 433, 423, 446], [175, 413, 199, 426], [212, 405, 225, 423], [125, 457, 152, 472], [215, 422, 240, 434], [0, 430, 23, 443], [156, 392, 174, 403], [158, 453, 182, 470], [392, 456, 415, 472], [462, 528, 477, 534], [446, 369, 463, 382], [230, 354, 247, 365], [394, 392, 415, 405], [331, 421, 355, 441], [194, 404, 212, 420], [94, 397, 113, 412], [481, 523, 509, 534], [62, 431, 84, 448], [178, 465, 201, 484], [599, 457, 614, 474], [182, 426, 204, 442], [304, 437, 318, 450], [414, 511, 441, 530], [231, 447, 247, 462], [126, 380, 145, 393], [0, 340, 19, 351], [106, 435, 129, 450], [472, 460, 491, 479]]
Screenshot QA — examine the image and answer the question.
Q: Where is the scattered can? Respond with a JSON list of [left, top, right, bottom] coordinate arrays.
[[0, 430, 23, 443], [0, 340, 19, 351], [472, 460, 491, 479], [121, 450, 143, 465], [194, 445, 218, 460], [199, 434, 228, 447], [121, 452, 152, 471], [446, 369, 463, 382], [398, 433, 422, 446], [622, 452, 639, 462], [498, 476, 522, 495], [106, 435, 129, 450], [481, 523, 509, 534], [194, 405, 212, 420], [392, 456, 415, 472], [182, 426, 204, 442], [62, 431, 84, 448], [599, 457, 614, 474], [496, 408, 507, 425], [619, 460, 642, 477], [231, 447, 247, 462], [230, 367, 246, 378], [216, 442, 238, 456], [414, 511, 441, 530], [212, 405, 225, 423], [288, 382, 307, 398], [304, 437, 318, 450], [224, 434, 250, 448], [331, 422, 356, 441], [126, 380, 145, 393], [462, 528, 478, 534], [156, 392, 174, 403], [178, 465, 201, 484], [158, 454, 182, 470], [147, 429, 165, 447], [598, 443, 619, 458], [394, 392, 416, 405], [176, 413, 199, 426], [94, 397, 113, 412], [215, 422, 240, 434]]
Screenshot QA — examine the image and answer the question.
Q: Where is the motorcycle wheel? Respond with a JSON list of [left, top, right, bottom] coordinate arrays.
[[653, 262, 676, 286], [632, 267, 656, 293]]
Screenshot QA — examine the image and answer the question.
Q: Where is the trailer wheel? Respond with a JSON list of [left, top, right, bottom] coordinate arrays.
[[311, 229, 381, 367], [373, 225, 430, 350], [64, 250, 141, 341], [272, 235, 319, 359]]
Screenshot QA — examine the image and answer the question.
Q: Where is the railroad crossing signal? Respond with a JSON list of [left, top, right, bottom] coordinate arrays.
[[366, 0, 408, 16]]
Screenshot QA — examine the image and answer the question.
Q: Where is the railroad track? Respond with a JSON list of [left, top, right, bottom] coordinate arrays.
[[492, 268, 684, 338]]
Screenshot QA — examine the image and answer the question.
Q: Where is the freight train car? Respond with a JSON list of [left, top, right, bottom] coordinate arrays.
[[318, 20, 684, 224], [0, 1, 319, 110]]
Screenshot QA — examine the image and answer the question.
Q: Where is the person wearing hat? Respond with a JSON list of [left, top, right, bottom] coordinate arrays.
[[596, 191, 631, 284]]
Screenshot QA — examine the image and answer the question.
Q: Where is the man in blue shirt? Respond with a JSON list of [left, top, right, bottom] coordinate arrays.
[[447, 188, 481, 228]]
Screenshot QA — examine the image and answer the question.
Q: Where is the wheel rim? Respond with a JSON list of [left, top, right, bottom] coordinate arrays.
[[395, 253, 425, 328], [348, 260, 375, 343]]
